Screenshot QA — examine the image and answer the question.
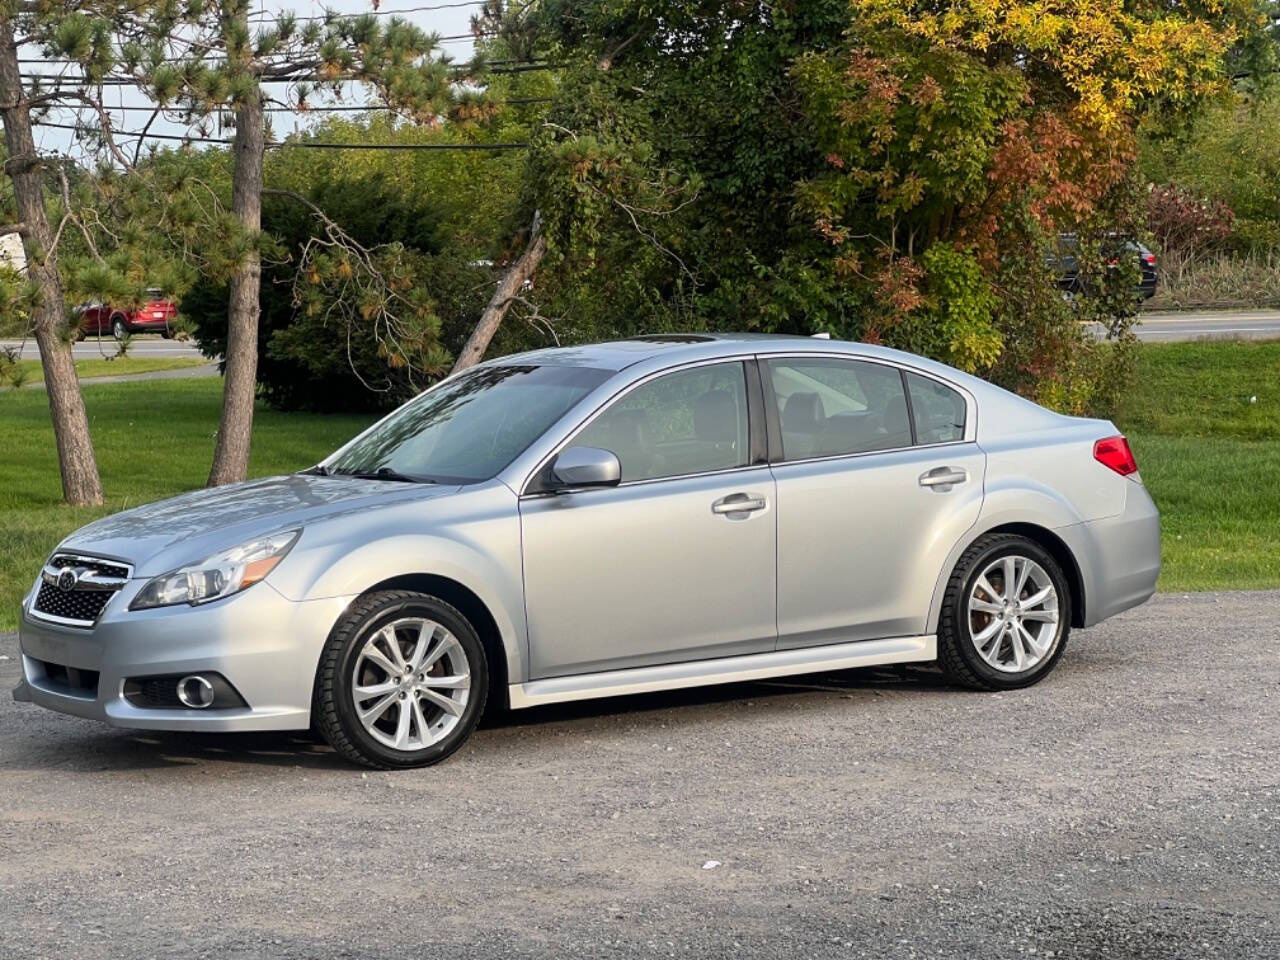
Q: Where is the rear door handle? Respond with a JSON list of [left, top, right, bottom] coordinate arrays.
[[919, 467, 968, 489], [712, 493, 768, 516]]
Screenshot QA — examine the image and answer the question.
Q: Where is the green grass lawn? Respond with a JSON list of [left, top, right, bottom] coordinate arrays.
[[9, 355, 207, 386], [1117, 339, 1280, 592], [0, 340, 1275, 631], [0, 379, 373, 631]]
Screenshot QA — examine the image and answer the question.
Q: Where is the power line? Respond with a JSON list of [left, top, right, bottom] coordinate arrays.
[[274, 139, 527, 150], [288, 0, 492, 20], [18, 30, 499, 63], [40, 97, 551, 112], [32, 118, 529, 149], [18, 63, 560, 86]]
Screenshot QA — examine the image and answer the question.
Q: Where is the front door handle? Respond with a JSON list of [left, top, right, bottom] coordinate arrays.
[[711, 493, 768, 517], [919, 467, 968, 490]]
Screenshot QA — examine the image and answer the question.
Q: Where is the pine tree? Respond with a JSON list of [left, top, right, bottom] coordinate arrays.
[[117, 0, 461, 485]]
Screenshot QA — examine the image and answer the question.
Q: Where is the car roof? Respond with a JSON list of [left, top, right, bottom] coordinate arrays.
[[489, 333, 936, 373]]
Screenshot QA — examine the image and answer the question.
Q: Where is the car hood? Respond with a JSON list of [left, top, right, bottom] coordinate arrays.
[[57, 474, 460, 578]]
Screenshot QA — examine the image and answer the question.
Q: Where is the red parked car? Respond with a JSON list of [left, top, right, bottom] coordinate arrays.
[[74, 289, 178, 340]]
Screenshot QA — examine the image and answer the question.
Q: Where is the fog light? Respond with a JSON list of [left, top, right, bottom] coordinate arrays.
[[176, 675, 215, 709], [123, 672, 249, 710]]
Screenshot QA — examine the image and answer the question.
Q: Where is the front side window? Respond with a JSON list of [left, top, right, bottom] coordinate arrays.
[[326, 364, 613, 483], [906, 372, 966, 444], [768, 357, 911, 460], [569, 362, 750, 482]]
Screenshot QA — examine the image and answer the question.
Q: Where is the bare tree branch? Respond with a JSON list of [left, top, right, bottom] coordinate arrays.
[[452, 210, 547, 373], [49, 90, 135, 170]]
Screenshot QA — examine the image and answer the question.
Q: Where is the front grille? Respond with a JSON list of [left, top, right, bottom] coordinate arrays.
[[32, 581, 114, 623], [30, 552, 132, 627]]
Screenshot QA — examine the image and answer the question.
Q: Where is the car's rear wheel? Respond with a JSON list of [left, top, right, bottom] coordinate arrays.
[[313, 590, 488, 769], [111, 315, 127, 340], [937, 534, 1070, 690]]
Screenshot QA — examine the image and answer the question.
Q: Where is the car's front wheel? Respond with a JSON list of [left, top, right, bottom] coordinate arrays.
[[313, 590, 488, 769], [937, 534, 1070, 690]]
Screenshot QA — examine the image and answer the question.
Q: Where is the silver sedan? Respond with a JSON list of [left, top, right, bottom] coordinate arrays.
[[14, 334, 1161, 768]]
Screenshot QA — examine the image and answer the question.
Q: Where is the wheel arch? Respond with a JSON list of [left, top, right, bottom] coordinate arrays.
[[359, 572, 510, 711], [928, 521, 1087, 631]]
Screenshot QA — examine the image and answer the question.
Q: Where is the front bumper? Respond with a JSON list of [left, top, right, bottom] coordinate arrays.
[[16, 580, 351, 732]]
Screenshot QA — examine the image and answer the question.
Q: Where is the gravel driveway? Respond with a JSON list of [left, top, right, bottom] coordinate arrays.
[[1, 591, 1277, 959]]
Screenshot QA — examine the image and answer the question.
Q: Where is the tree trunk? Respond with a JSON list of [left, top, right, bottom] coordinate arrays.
[[207, 84, 264, 487], [451, 212, 547, 373], [0, 19, 103, 505]]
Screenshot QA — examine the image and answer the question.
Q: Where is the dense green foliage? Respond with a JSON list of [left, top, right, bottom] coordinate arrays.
[[18, 0, 1268, 416], [180, 107, 544, 411], [1140, 88, 1280, 256], [516, 0, 1234, 415]]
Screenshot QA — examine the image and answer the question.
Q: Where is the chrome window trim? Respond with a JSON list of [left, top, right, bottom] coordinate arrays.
[[28, 552, 135, 629], [517, 348, 980, 495], [518, 354, 761, 497]]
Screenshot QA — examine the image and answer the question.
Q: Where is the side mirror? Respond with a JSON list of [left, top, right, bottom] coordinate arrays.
[[550, 447, 621, 490]]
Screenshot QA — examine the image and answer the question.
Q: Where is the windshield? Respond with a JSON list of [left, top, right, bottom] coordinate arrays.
[[324, 364, 613, 483]]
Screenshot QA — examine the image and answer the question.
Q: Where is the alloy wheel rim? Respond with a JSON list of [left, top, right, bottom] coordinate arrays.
[[967, 555, 1059, 674], [350, 616, 470, 752]]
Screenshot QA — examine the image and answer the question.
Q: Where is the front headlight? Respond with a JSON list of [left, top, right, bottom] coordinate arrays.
[[130, 530, 300, 611]]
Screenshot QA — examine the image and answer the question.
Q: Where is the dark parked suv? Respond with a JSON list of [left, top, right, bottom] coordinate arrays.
[[1052, 234, 1157, 301]]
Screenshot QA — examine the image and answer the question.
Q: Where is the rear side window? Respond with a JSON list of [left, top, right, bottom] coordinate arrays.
[[767, 358, 911, 460], [906, 372, 966, 444]]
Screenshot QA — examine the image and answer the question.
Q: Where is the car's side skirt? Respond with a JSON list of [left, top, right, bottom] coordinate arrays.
[[507, 634, 936, 709]]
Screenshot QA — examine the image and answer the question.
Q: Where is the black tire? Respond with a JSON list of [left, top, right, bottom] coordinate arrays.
[[937, 533, 1071, 691], [312, 589, 489, 769], [111, 315, 127, 340]]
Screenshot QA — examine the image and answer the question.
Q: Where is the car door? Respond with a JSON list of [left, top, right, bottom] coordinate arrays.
[[519, 359, 777, 679], [763, 355, 985, 649]]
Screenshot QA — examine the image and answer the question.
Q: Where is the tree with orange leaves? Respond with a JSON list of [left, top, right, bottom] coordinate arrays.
[[791, 0, 1238, 404]]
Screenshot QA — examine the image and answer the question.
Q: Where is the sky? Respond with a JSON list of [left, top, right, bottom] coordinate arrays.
[[23, 0, 481, 161]]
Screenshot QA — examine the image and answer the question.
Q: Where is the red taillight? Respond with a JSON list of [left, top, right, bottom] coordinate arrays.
[[1143, 252, 1156, 266], [1094, 435, 1138, 476]]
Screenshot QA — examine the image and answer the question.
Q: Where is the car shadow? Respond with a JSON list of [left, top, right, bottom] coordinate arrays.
[[3, 663, 953, 773]]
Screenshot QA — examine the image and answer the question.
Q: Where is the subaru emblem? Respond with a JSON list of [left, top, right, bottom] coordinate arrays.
[[56, 568, 79, 592]]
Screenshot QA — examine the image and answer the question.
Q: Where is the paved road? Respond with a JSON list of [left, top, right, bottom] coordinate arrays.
[[1, 590, 1277, 959], [1, 336, 205, 359], [1099, 308, 1280, 342]]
